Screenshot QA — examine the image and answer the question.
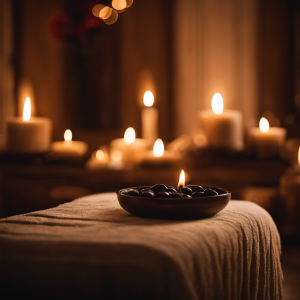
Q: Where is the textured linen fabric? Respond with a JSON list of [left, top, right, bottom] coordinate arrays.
[[0, 193, 283, 300]]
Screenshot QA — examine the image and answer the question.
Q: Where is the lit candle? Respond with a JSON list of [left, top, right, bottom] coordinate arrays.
[[247, 117, 286, 159], [6, 97, 52, 153], [177, 169, 185, 191], [86, 146, 125, 170], [198, 93, 243, 150], [137, 138, 180, 167], [51, 129, 88, 158], [110, 127, 149, 165], [141, 91, 158, 145]]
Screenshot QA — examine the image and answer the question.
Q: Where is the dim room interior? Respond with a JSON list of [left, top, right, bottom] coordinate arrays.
[[0, 0, 300, 299]]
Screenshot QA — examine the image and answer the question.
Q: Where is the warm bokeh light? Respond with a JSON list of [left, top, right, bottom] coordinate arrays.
[[259, 117, 269, 133], [153, 138, 164, 157], [99, 6, 112, 19], [23, 97, 31, 121], [64, 129, 72, 142], [92, 4, 105, 17], [124, 127, 135, 144], [298, 147, 300, 165], [211, 93, 224, 115], [126, 0, 133, 8], [96, 150, 105, 161], [103, 9, 118, 25], [178, 170, 185, 189], [111, 150, 122, 162], [112, 0, 127, 10], [143, 91, 154, 107]]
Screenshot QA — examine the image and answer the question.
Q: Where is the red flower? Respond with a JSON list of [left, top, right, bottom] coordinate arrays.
[[83, 13, 102, 31], [48, 13, 71, 40]]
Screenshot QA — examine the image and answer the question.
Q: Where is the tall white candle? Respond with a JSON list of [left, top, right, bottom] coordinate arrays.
[[247, 117, 286, 159], [141, 91, 158, 145], [110, 127, 149, 164], [6, 97, 52, 153], [198, 93, 243, 150]]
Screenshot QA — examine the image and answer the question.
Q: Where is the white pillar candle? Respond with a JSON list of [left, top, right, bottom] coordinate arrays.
[[110, 127, 149, 164], [198, 93, 243, 150], [247, 117, 286, 159], [141, 91, 158, 145], [51, 129, 88, 158], [6, 97, 52, 154]]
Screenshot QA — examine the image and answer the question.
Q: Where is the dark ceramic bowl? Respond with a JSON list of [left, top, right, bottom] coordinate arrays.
[[116, 186, 231, 220]]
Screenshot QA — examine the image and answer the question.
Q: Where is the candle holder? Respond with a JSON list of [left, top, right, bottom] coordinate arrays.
[[117, 186, 231, 220]]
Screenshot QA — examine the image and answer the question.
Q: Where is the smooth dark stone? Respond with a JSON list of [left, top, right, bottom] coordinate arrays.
[[126, 189, 140, 196], [192, 192, 205, 198], [181, 187, 193, 195], [169, 193, 183, 198], [204, 188, 218, 196], [157, 191, 170, 198], [150, 184, 168, 193], [181, 194, 192, 198], [167, 187, 177, 193], [139, 189, 152, 195], [141, 190, 155, 197], [187, 185, 205, 192], [168, 186, 175, 190]]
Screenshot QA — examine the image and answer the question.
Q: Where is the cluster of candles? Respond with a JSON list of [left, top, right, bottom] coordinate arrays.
[[198, 93, 286, 158], [5, 91, 287, 164], [6, 97, 88, 158]]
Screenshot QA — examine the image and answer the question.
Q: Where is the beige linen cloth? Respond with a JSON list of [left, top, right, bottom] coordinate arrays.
[[0, 193, 283, 300]]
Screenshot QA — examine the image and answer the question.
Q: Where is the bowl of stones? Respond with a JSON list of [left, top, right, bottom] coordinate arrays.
[[117, 184, 231, 220]]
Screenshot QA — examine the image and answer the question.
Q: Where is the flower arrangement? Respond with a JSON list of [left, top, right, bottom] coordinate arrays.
[[48, 2, 102, 43]]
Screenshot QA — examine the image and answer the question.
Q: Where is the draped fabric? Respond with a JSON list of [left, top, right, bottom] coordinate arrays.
[[0, 193, 283, 299]]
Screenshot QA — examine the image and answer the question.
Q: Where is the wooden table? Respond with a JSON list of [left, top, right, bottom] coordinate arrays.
[[0, 151, 287, 218]]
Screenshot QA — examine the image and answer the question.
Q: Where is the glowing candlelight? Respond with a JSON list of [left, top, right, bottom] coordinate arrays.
[[211, 93, 223, 115], [143, 91, 154, 107], [142, 90, 158, 144], [96, 150, 105, 161], [153, 138, 164, 157], [7, 96, 52, 153], [124, 127, 136, 144], [111, 150, 122, 162], [178, 170, 185, 190], [259, 117, 269, 133], [64, 129, 72, 142], [23, 97, 31, 121]]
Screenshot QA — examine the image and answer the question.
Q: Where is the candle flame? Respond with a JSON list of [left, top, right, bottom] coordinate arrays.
[[64, 129, 72, 142], [211, 93, 223, 115], [259, 117, 269, 133], [178, 170, 185, 189], [143, 91, 154, 107], [23, 97, 31, 121], [96, 150, 105, 161], [153, 138, 164, 157], [298, 147, 300, 165], [111, 150, 122, 162], [124, 127, 135, 144]]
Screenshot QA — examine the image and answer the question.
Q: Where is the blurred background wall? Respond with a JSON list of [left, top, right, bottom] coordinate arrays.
[[0, 0, 299, 144]]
